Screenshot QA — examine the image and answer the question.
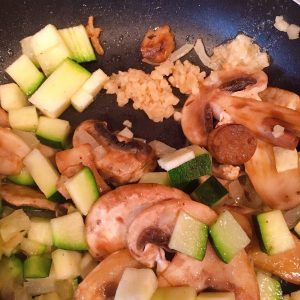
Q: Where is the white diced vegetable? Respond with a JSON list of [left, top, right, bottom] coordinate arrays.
[[139, 172, 171, 185], [28, 218, 53, 246], [9, 106, 39, 132], [273, 147, 298, 173], [12, 129, 40, 149], [50, 212, 87, 250], [115, 268, 157, 300], [51, 249, 81, 280], [70, 89, 93, 113], [20, 36, 40, 67], [118, 127, 134, 139], [0, 209, 30, 242], [158, 148, 195, 171], [20, 238, 47, 256], [81, 68, 109, 96], [5, 54, 45, 95], [29, 58, 91, 118], [0, 83, 27, 111], [24, 278, 56, 296]]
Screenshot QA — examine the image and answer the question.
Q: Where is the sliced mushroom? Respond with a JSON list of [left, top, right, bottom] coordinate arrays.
[[73, 120, 157, 185], [74, 249, 142, 300], [0, 107, 9, 127], [127, 199, 217, 271], [158, 244, 259, 300], [55, 144, 111, 195], [0, 183, 57, 211], [86, 183, 191, 258]]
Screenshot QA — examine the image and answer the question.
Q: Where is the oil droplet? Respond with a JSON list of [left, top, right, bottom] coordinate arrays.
[[7, 49, 14, 56]]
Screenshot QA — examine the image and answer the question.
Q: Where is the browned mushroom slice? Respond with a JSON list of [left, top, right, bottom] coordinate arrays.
[[0, 107, 9, 127], [0, 183, 57, 211], [86, 183, 191, 258], [55, 144, 110, 194], [158, 244, 259, 300], [73, 120, 157, 185], [127, 198, 217, 271], [74, 249, 142, 300], [140, 25, 175, 63]]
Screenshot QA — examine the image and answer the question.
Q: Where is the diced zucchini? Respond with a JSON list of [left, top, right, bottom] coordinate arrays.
[[9, 106, 39, 132], [196, 292, 235, 300], [80, 252, 98, 278], [187, 145, 208, 156], [257, 210, 295, 255], [0, 83, 27, 111], [34, 292, 61, 300], [168, 153, 212, 188], [28, 217, 53, 246], [24, 277, 56, 296], [20, 36, 40, 67], [209, 210, 250, 263], [71, 68, 109, 112], [55, 279, 77, 300], [59, 25, 96, 63], [2, 231, 26, 256], [65, 167, 99, 215], [50, 212, 87, 250], [191, 176, 228, 206], [8, 167, 35, 186], [115, 268, 157, 300], [0, 209, 30, 242], [80, 68, 109, 96], [36, 117, 70, 148], [51, 249, 81, 280], [139, 172, 171, 186], [24, 256, 52, 278], [23, 149, 59, 199], [0, 256, 23, 289], [257, 271, 283, 300], [295, 221, 300, 237], [12, 129, 40, 149], [291, 291, 300, 300], [169, 210, 208, 260], [158, 148, 195, 171], [31, 24, 71, 75], [29, 58, 91, 118], [70, 89, 93, 113], [273, 147, 298, 172], [5, 54, 45, 95], [151, 287, 197, 300], [20, 238, 47, 256]]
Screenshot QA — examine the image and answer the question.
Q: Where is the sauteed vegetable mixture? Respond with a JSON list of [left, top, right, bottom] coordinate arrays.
[[0, 17, 299, 300]]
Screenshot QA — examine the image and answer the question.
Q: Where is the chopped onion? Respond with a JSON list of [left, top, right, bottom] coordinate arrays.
[[24, 278, 56, 296], [287, 24, 300, 40], [194, 39, 217, 70], [149, 140, 176, 158], [76, 130, 99, 148], [12, 129, 40, 149], [272, 125, 285, 138], [118, 127, 134, 139], [93, 145, 107, 161], [283, 205, 300, 229], [274, 16, 289, 32], [123, 120, 132, 128], [167, 43, 194, 63]]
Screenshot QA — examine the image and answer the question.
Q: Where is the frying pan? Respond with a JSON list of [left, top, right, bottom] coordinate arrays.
[[0, 0, 300, 293]]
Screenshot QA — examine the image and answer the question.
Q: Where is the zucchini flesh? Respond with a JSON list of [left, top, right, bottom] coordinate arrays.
[[5, 54, 45, 95], [257, 271, 283, 300], [28, 217, 53, 246], [257, 210, 295, 255], [50, 212, 88, 251], [36, 116, 70, 149], [8, 167, 35, 186], [59, 25, 96, 63], [29, 58, 91, 118], [0, 83, 27, 111], [169, 210, 208, 260], [24, 256, 52, 278], [191, 176, 228, 206], [20, 238, 47, 256], [8, 106, 39, 132], [23, 149, 59, 199], [65, 167, 99, 216], [151, 287, 197, 300], [168, 153, 212, 188], [139, 172, 171, 186], [209, 210, 250, 263]]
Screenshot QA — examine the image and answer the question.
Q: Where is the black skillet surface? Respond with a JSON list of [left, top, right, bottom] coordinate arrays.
[[0, 0, 300, 149], [0, 0, 300, 294]]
